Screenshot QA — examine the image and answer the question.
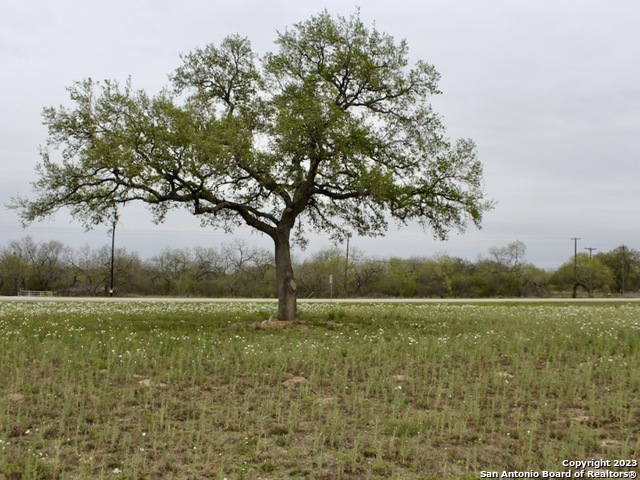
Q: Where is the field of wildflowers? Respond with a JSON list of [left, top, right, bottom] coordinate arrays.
[[0, 300, 638, 479]]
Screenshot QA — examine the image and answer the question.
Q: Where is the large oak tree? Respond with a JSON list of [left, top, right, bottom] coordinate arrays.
[[13, 11, 491, 319]]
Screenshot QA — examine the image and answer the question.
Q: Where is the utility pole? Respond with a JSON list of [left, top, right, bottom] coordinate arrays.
[[344, 234, 350, 296], [621, 245, 626, 297], [107, 206, 119, 297], [571, 237, 580, 275], [571, 237, 580, 298], [109, 218, 116, 297], [584, 247, 597, 297]]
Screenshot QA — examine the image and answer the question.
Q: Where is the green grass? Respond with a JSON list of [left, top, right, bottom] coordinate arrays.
[[0, 301, 639, 479]]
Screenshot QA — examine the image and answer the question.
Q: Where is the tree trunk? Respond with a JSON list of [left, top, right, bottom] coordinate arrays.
[[274, 228, 297, 320]]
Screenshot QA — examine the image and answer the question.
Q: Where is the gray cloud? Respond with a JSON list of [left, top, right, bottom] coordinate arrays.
[[2, 0, 639, 269]]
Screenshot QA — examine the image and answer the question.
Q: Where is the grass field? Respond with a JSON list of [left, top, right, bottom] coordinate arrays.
[[0, 300, 639, 479]]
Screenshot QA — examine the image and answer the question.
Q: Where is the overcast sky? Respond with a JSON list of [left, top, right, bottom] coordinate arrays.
[[2, 0, 639, 269]]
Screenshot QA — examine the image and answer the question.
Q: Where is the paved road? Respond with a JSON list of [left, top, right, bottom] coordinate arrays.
[[1, 296, 639, 303]]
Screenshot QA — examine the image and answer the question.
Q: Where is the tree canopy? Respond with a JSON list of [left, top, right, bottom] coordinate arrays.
[[12, 10, 491, 319]]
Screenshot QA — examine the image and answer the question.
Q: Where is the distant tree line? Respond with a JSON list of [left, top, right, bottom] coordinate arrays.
[[1, 237, 638, 298]]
